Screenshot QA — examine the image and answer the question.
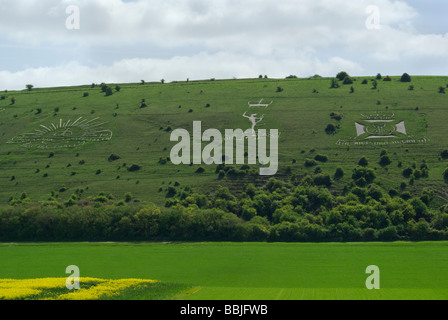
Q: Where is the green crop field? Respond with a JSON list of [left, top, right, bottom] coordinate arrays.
[[1, 241, 448, 300]]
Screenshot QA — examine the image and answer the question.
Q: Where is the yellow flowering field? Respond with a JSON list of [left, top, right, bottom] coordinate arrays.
[[0, 278, 158, 300]]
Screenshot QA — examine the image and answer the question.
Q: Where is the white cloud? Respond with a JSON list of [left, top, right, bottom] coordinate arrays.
[[0, 0, 446, 89], [0, 53, 365, 90]]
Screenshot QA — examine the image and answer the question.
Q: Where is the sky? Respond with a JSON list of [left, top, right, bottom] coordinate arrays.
[[0, 0, 447, 90]]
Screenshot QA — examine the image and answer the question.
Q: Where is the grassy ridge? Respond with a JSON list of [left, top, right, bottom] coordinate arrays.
[[1, 76, 448, 206], [1, 241, 448, 300]]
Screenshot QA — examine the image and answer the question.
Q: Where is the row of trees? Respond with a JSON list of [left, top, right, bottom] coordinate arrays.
[[330, 72, 412, 89], [3, 166, 448, 242]]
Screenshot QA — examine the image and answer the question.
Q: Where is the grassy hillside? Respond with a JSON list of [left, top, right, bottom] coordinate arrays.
[[1, 75, 448, 206]]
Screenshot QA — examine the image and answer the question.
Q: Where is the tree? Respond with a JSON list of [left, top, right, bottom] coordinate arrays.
[[379, 155, 392, 167], [334, 167, 344, 180], [26, 84, 34, 91], [343, 76, 353, 85], [376, 73, 382, 80], [313, 173, 332, 187], [330, 78, 340, 89], [336, 71, 349, 81], [105, 87, 113, 96], [439, 87, 446, 94], [314, 154, 328, 163], [161, 79, 165, 84], [115, 85, 121, 92], [352, 167, 376, 185], [400, 73, 411, 82], [443, 168, 448, 182], [358, 157, 368, 167], [325, 124, 336, 135]]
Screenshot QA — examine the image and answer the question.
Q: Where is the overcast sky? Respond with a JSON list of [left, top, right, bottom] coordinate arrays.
[[0, 0, 447, 90]]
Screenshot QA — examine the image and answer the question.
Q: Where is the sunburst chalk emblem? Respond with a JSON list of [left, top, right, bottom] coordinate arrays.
[[7, 117, 113, 149]]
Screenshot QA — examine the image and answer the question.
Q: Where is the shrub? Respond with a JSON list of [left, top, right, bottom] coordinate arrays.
[[83, 92, 89, 97], [358, 157, 368, 167], [166, 186, 177, 198], [305, 159, 318, 168], [325, 124, 336, 134], [343, 76, 353, 85], [336, 71, 349, 81], [105, 87, 113, 96], [195, 167, 205, 174], [100, 83, 108, 92], [379, 155, 392, 167], [330, 112, 343, 121], [334, 167, 344, 180], [443, 168, 448, 181], [108, 154, 121, 162], [352, 167, 376, 185], [124, 193, 132, 203], [402, 167, 413, 178], [313, 173, 332, 187], [128, 165, 142, 172], [383, 76, 392, 81], [314, 154, 328, 162], [400, 73, 411, 82], [330, 78, 340, 89]]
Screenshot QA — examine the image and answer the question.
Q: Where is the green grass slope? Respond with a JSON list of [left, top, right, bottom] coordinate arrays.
[[1, 76, 448, 206]]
